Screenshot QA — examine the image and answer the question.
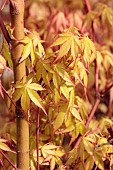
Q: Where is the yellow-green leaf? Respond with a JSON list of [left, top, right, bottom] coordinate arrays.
[[85, 157, 94, 170], [42, 144, 59, 150], [30, 43, 35, 64], [21, 89, 30, 112], [54, 64, 72, 84], [13, 88, 23, 102], [70, 106, 82, 121], [27, 88, 46, 114], [0, 142, 13, 152], [51, 36, 69, 47], [53, 112, 65, 132], [68, 87, 75, 108], [94, 153, 104, 170], [20, 36, 31, 44], [20, 41, 32, 62], [54, 38, 72, 62], [27, 83, 44, 91], [60, 85, 69, 100], [50, 156, 56, 170], [83, 138, 94, 155]]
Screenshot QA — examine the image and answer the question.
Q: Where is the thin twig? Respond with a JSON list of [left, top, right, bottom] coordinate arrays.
[[74, 98, 100, 148], [83, 0, 91, 12], [0, 15, 11, 44], [95, 61, 99, 94], [1, 85, 16, 108], [0, 159, 6, 170], [0, 150, 17, 170], [86, 98, 100, 128], [36, 107, 40, 170], [0, 0, 8, 12], [74, 136, 82, 149]]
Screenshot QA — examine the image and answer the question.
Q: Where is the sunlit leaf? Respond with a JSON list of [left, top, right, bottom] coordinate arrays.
[[20, 36, 31, 44], [68, 87, 75, 108], [70, 106, 82, 121], [51, 36, 69, 47], [19, 41, 32, 62], [54, 37, 72, 62], [30, 43, 35, 64], [27, 83, 45, 91], [85, 157, 94, 170], [83, 138, 94, 155], [0, 141, 14, 152], [54, 88, 60, 104], [54, 64, 72, 84], [21, 89, 30, 112], [60, 85, 69, 100], [50, 156, 56, 170], [27, 88, 46, 114], [94, 153, 104, 170], [42, 144, 59, 150], [13, 88, 23, 101]]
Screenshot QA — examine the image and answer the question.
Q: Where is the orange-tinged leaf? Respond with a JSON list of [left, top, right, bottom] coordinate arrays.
[[27, 88, 46, 114], [53, 112, 65, 132], [0, 54, 6, 68], [50, 156, 56, 170]]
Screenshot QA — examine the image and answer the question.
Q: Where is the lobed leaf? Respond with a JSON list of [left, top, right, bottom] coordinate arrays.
[[27, 88, 46, 114]]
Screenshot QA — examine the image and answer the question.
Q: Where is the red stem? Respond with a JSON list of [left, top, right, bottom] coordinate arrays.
[[0, 0, 8, 11], [1, 85, 16, 108], [86, 98, 100, 128], [36, 107, 40, 170], [83, 0, 91, 12], [95, 61, 99, 94], [74, 98, 100, 148], [0, 15, 11, 44], [0, 150, 17, 170], [0, 159, 6, 170]]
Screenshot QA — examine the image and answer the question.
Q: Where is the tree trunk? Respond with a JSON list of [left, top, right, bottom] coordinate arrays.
[[10, 0, 29, 169]]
